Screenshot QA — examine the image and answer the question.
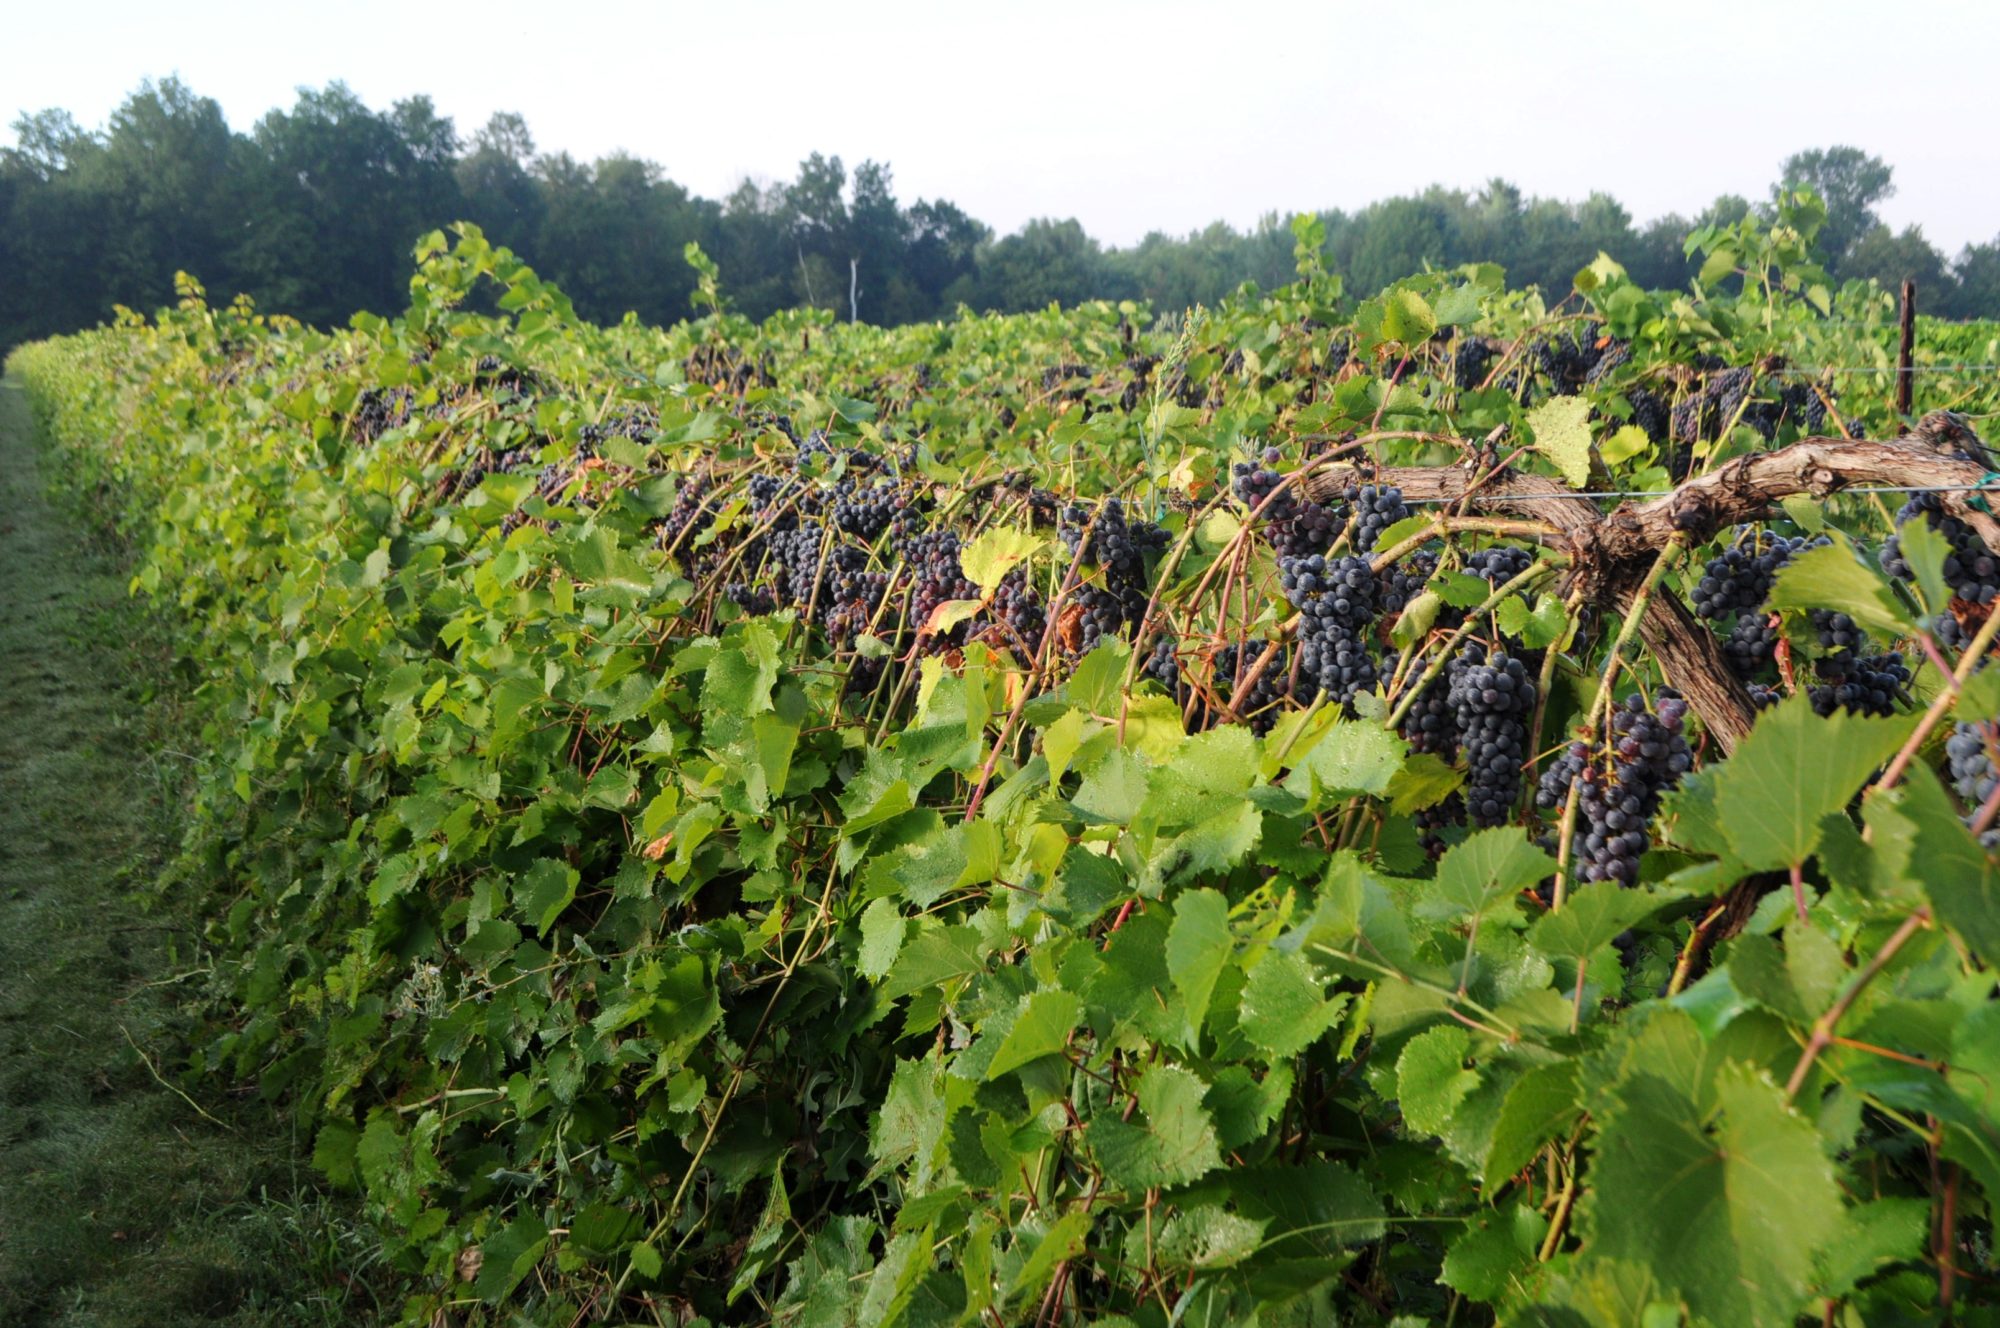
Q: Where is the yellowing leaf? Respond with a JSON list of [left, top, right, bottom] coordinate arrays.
[[1525, 395, 1594, 489]]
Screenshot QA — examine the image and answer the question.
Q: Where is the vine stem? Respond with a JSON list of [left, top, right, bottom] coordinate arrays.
[[1782, 907, 1932, 1103]]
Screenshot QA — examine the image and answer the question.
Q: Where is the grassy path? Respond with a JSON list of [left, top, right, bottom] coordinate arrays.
[[0, 377, 384, 1325]]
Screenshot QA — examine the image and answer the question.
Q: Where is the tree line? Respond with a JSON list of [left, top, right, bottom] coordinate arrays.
[[4, 78, 1997, 351]]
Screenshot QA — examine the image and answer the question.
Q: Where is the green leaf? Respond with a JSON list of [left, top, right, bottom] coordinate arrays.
[[1525, 395, 1594, 489], [1581, 1062, 1841, 1327], [1765, 538, 1911, 640], [1482, 1061, 1581, 1188], [1713, 694, 1912, 871], [1814, 1197, 1927, 1301], [984, 989, 1083, 1079], [1600, 424, 1652, 467], [1165, 888, 1233, 1043], [1529, 883, 1685, 969], [1157, 1208, 1268, 1270], [1397, 1025, 1480, 1135], [1237, 950, 1344, 1060], [959, 527, 1044, 593], [1892, 515, 1953, 615], [1435, 826, 1555, 921], [1285, 719, 1405, 805], [1864, 763, 2000, 953], [1442, 1201, 1545, 1302], [881, 923, 983, 1001], [476, 1211, 549, 1302], [856, 898, 907, 981], [515, 858, 579, 938], [1004, 1211, 1092, 1311], [1380, 289, 1437, 345], [1091, 1064, 1222, 1190]]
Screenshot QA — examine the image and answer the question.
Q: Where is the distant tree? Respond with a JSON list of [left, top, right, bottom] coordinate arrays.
[[1774, 147, 1894, 269], [235, 84, 464, 324], [456, 112, 544, 246], [1947, 238, 2000, 319], [1842, 223, 1956, 304], [969, 219, 1121, 312]]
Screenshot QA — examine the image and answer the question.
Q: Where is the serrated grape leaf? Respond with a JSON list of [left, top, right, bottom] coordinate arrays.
[[1892, 515, 1953, 615], [959, 527, 1044, 593], [1090, 1064, 1222, 1190], [1152, 801, 1263, 885], [1863, 764, 2000, 955], [1157, 1207, 1268, 1271], [1165, 888, 1232, 1043], [1431, 283, 1484, 327], [774, 1215, 875, 1328], [1726, 932, 1811, 1023], [1385, 751, 1464, 814], [1813, 1197, 1927, 1301], [1713, 694, 1912, 870], [1525, 395, 1594, 489], [920, 597, 984, 639], [1238, 950, 1345, 1060], [985, 989, 1083, 1080], [869, 1055, 947, 1185], [1442, 1203, 1544, 1302], [1380, 289, 1437, 345], [1397, 1025, 1480, 1135], [1283, 718, 1405, 806], [856, 897, 907, 980], [1206, 1062, 1292, 1150], [1580, 1062, 1841, 1327], [857, 1228, 933, 1328], [1765, 539, 1911, 640], [1529, 883, 1684, 967], [1432, 826, 1555, 923], [1957, 667, 2000, 723], [1601, 424, 1651, 466], [1084, 911, 1183, 1043], [515, 858, 579, 937], [476, 1211, 549, 1302], [881, 923, 983, 1001], [1002, 1210, 1092, 1311], [1482, 1061, 1581, 1188], [1118, 694, 1185, 762]]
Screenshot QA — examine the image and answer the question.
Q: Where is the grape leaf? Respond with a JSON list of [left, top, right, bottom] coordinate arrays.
[[1165, 888, 1232, 1043], [1397, 1025, 1480, 1135], [1765, 538, 1910, 640], [1529, 883, 1685, 968], [1525, 395, 1594, 489], [959, 527, 1044, 593], [1713, 694, 1912, 870], [1482, 1061, 1581, 1188], [1237, 950, 1345, 1060], [1580, 1062, 1841, 1327], [1864, 763, 2000, 954], [984, 989, 1083, 1080], [1432, 826, 1554, 923], [1090, 1065, 1222, 1190]]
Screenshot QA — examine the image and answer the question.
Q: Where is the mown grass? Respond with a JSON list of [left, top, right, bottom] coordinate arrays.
[[0, 377, 397, 1326]]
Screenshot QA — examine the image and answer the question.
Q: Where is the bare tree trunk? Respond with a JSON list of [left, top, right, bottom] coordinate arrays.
[[850, 257, 860, 324]]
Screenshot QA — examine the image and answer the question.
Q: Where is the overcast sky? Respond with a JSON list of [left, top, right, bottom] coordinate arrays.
[[5, 0, 1996, 253]]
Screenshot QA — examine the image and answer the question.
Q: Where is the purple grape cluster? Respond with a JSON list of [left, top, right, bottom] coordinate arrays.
[[1537, 692, 1693, 885]]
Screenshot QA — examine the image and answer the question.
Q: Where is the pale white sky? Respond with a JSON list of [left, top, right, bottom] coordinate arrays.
[[5, 0, 1996, 252]]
